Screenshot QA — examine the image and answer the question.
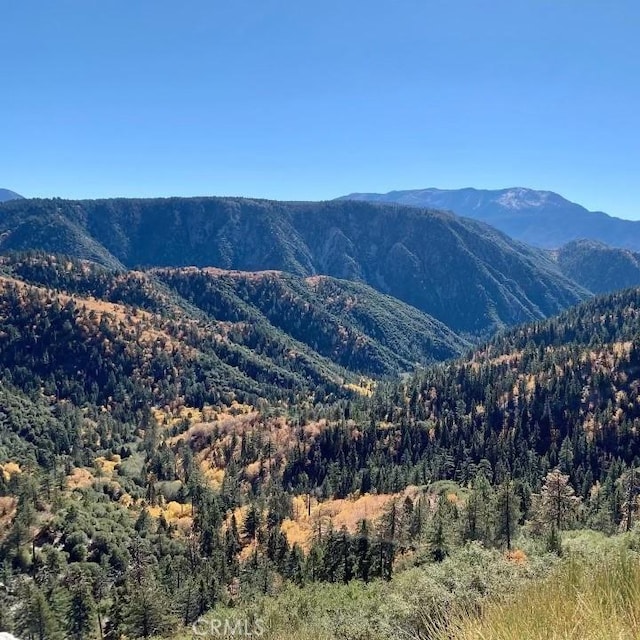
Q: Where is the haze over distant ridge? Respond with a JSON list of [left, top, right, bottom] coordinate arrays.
[[0, 188, 23, 202], [340, 187, 640, 251]]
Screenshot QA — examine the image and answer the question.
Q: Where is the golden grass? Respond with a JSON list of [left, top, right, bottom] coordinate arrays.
[[443, 550, 640, 640]]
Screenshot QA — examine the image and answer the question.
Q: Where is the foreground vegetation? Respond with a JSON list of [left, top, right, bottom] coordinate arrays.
[[448, 532, 640, 640], [164, 532, 640, 640]]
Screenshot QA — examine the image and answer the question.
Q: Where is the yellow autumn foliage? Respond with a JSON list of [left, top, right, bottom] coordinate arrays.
[[280, 488, 420, 552], [203, 466, 225, 491], [94, 454, 121, 476], [0, 461, 21, 482], [67, 467, 95, 489], [148, 500, 193, 523]]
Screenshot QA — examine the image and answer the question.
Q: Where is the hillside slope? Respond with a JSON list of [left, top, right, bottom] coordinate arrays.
[[0, 188, 23, 202], [153, 267, 467, 374], [1, 252, 463, 385], [280, 285, 640, 503], [0, 197, 589, 335], [554, 239, 640, 294], [0, 257, 349, 413], [340, 187, 640, 251], [1, 253, 638, 640]]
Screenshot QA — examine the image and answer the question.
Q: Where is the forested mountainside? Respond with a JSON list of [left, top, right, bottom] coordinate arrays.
[[0, 248, 463, 476], [2, 243, 640, 638], [0, 252, 463, 386], [554, 239, 640, 294], [0, 197, 589, 335], [0, 203, 636, 640], [313, 286, 640, 498], [0, 266, 340, 417], [341, 186, 640, 251], [152, 267, 466, 373]]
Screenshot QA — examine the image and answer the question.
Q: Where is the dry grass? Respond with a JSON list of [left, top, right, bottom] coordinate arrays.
[[442, 550, 640, 640]]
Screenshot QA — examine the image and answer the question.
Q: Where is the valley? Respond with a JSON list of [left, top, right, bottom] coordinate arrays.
[[3, 3, 638, 638]]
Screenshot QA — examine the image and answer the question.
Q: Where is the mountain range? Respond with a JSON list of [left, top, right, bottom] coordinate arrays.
[[3, 190, 640, 640], [340, 187, 640, 251], [0, 196, 589, 336]]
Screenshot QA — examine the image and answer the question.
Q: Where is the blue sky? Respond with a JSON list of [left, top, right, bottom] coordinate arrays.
[[2, 1, 639, 218]]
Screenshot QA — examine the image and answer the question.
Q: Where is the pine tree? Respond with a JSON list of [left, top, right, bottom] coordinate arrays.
[[305, 544, 323, 582], [242, 503, 261, 544], [17, 583, 62, 640], [495, 480, 521, 550], [376, 501, 398, 580], [122, 574, 176, 639], [354, 519, 372, 582], [104, 586, 128, 640], [134, 508, 153, 535], [407, 496, 424, 541], [0, 586, 15, 635], [67, 580, 96, 640], [284, 544, 304, 584], [538, 469, 581, 532], [558, 436, 574, 474], [464, 473, 495, 545], [427, 496, 452, 562], [617, 467, 640, 532], [224, 513, 242, 565]]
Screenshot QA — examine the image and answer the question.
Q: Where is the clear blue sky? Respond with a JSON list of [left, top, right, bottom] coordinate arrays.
[[2, 1, 639, 218]]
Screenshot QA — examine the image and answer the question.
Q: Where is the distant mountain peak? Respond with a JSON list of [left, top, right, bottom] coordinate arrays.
[[340, 187, 639, 250], [494, 187, 564, 210], [0, 188, 24, 202]]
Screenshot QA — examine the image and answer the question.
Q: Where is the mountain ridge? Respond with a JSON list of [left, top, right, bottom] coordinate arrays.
[[553, 239, 640, 294], [0, 251, 466, 381], [339, 186, 640, 250], [0, 196, 589, 336], [0, 188, 23, 202]]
